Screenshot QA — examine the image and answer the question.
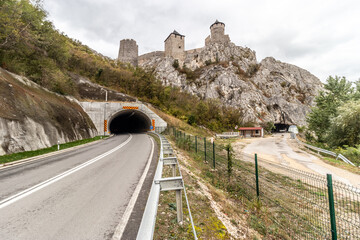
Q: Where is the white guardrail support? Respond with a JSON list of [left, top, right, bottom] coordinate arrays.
[[295, 136, 356, 167], [136, 133, 198, 240]]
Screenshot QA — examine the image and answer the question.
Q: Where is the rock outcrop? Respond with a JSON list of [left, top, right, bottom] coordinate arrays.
[[0, 68, 97, 155], [139, 42, 323, 126]]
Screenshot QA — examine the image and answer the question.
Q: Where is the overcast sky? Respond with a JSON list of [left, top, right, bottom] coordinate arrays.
[[42, 0, 359, 82]]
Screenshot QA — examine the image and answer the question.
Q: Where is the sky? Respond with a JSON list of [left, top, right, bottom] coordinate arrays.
[[42, 0, 360, 82]]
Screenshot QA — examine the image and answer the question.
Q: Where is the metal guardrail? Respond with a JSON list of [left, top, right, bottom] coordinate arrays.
[[295, 137, 356, 166], [136, 133, 198, 240]]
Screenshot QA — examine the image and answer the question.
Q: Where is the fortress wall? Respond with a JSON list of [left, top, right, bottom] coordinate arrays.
[[185, 47, 204, 54], [138, 51, 164, 64]]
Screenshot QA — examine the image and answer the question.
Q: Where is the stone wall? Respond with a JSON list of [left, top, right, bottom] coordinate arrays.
[[118, 39, 138, 66], [118, 20, 232, 66], [138, 51, 164, 65]]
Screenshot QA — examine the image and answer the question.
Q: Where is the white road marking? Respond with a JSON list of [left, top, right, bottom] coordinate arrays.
[[112, 136, 155, 240], [0, 134, 133, 209]]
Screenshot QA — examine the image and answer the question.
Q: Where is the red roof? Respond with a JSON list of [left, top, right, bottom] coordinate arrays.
[[239, 127, 262, 131]]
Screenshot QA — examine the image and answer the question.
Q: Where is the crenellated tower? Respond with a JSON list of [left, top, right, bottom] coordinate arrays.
[[118, 39, 138, 66], [205, 20, 230, 45]]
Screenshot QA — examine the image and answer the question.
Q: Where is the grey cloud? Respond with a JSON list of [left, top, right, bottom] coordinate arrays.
[[43, 0, 360, 82]]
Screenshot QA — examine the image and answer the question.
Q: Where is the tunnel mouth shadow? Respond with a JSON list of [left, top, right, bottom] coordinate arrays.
[[109, 110, 151, 134], [273, 123, 289, 133]]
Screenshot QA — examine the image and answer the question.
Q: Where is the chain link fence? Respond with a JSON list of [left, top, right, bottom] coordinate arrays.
[[164, 127, 360, 239]]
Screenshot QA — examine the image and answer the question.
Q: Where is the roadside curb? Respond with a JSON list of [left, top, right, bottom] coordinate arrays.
[[0, 135, 113, 170]]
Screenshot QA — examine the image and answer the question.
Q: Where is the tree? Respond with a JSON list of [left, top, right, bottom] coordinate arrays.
[[307, 76, 353, 142], [327, 99, 360, 147]]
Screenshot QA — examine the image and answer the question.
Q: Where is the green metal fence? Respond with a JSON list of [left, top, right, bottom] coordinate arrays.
[[165, 127, 360, 239]]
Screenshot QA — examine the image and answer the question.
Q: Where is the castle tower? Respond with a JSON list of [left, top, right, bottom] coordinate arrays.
[[118, 39, 138, 66], [205, 20, 230, 45], [164, 30, 185, 61]]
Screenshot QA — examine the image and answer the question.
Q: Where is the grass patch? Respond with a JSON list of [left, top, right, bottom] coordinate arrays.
[[167, 129, 360, 239], [0, 136, 107, 164]]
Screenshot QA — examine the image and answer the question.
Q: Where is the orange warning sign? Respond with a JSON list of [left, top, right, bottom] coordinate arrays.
[[104, 120, 108, 132], [123, 106, 139, 110]]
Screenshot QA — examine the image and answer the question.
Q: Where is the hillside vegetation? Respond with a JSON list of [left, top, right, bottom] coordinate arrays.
[[0, 0, 242, 132], [306, 76, 360, 165]]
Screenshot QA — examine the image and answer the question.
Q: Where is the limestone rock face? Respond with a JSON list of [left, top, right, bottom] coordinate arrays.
[[140, 43, 322, 126], [0, 68, 97, 155]]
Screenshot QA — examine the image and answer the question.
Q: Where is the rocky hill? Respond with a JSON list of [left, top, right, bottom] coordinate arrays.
[[139, 42, 323, 126], [0, 68, 97, 155]]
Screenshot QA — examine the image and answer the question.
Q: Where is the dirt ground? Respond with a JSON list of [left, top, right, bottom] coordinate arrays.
[[232, 133, 360, 189]]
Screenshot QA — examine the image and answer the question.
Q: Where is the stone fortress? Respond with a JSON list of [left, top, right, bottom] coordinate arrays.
[[118, 20, 232, 66], [117, 20, 323, 127]]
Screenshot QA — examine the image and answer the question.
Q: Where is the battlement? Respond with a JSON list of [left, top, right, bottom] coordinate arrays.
[[118, 20, 232, 66], [118, 39, 138, 66], [206, 20, 230, 45], [138, 51, 165, 65]]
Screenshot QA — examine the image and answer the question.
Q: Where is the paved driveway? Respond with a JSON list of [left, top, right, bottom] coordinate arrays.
[[238, 133, 360, 188]]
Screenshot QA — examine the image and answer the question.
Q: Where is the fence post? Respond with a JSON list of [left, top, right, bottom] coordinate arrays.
[[213, 141, 215, 169], [327, 174, 337, 240], [255, 153, 260, 199], [204, 137, 207, 162], [227, 146, 232, 175], [195, 136, 197, 153]]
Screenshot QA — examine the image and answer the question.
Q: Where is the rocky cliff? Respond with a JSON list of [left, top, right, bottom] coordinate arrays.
[[0, 68, 97, 155], [140, 42, 323, 126]]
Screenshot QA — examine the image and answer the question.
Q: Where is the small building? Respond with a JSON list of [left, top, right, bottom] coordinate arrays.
[[239, 127, 264, 138]]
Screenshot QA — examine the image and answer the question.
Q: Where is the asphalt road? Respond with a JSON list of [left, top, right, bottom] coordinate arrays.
[[0, 133, 158, 240]]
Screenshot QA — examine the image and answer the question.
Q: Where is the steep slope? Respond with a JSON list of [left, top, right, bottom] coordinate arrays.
[[0, 68, 96, 155], [140, 42, 323, 126]]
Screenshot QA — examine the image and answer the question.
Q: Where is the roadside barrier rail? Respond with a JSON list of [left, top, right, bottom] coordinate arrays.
[[295, 137, 356, 166], [136, 133, 197, 240]]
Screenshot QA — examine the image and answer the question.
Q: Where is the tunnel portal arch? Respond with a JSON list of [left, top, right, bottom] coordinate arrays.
[[108, 109, 152, 134]]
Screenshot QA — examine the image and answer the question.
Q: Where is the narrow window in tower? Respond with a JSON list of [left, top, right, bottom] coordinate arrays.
[[178, 46, 181, 49]]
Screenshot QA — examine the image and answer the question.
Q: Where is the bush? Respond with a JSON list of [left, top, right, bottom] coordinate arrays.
[[336, 145, 360, 166], [246, 63, 260, 77], [172, 59, 179, 69]]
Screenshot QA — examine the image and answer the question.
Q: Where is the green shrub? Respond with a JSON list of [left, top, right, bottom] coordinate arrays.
[[172, 59, 179, 69]]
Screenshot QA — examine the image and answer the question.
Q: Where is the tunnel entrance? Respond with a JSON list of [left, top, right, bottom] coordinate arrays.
[[274, 123, 290, 132], [109, 110, 151, 134]]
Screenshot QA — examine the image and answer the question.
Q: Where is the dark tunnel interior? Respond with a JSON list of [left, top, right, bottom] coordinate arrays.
[[273, 123, 289, 132], [109, 110, 151, 134]]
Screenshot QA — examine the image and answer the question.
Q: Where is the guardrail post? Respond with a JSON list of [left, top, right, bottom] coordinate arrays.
[[195, 136, 197, 153], [172, 164, 176, 177], [204, 138, 207, 162], [327, 174, 337, 240], [255, 153, 260, 199], [212, 141, 215, 169], [176, 190, 183, 223]]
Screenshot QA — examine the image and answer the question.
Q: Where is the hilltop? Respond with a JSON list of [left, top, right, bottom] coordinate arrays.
[[119, 20, 323, 127]]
